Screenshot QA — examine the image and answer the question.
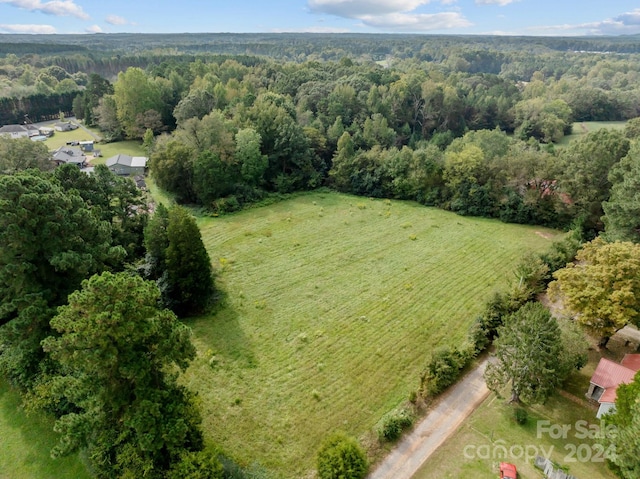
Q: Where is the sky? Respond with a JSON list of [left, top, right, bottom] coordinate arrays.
[[1, 0, 640, 36]]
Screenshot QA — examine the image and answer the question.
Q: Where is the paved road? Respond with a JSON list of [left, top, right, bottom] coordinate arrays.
[[368, 359, 490, 479]]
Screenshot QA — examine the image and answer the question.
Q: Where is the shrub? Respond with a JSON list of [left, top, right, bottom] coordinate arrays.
[[317, 432, 368, 479], [468, 291, 518, 353], [514, 407, 528, 425], [377, 408, 414, 442], [166, 450, 224, 479], [421, 346, 472, 396]]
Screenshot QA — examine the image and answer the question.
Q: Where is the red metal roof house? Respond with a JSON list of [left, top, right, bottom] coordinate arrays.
[[586, 354, 640, 418]]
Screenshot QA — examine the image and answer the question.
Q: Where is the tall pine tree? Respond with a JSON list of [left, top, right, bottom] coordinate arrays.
[[145, 205, 214, 317]]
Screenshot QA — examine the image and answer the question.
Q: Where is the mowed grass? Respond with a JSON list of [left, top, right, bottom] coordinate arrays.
[[558, 121, 627, 146], [39, 121, 145, 165], [0, 380, 91, 479], [88, 141, 145, 166], [183, 191, 562, 478], [413, 392, 616, 479]]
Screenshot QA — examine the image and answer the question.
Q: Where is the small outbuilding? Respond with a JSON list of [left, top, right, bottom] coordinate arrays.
[[106, 154, 148, 176]]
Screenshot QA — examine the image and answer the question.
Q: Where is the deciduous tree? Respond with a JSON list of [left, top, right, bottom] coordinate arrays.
[[603, 143, 640, 243], [0, 136, 53, 174], [549, 238, 640, 348]]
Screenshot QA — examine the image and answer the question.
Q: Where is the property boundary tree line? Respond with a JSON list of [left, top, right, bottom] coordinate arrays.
[[0, 92, 77, 124]]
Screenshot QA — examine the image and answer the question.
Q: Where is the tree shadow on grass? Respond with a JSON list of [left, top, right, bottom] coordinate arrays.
[[0, 380, 91, 479], [186, 288, 258, 370]]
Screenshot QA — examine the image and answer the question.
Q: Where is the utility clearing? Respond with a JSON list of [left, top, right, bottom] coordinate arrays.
[[184, 191, 561, 477]]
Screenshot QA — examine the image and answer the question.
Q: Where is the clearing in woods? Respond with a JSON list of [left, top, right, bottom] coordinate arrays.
[[183, 191, 562, 478]]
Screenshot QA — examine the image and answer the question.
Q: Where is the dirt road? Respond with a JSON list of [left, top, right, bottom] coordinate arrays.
[[367, 359, 490, 479]]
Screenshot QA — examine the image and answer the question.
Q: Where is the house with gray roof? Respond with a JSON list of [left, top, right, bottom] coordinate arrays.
[[54, 121, 78, 132], [106, 154, 148, 176], [51, 146, 87, 168]]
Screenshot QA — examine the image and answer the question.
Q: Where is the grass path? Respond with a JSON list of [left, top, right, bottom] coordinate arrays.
[[184, 192, 561, 477]]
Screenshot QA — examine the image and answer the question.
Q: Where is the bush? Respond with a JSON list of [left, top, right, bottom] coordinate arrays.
[[166, 450, 224, 479], [317, 432, 368, 479], [513, 407, 528, 425], [377, 408, 414, 442], [421, 346, 472, 396]]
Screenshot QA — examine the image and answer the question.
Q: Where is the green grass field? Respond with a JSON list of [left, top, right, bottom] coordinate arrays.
[[558, 121, 627, 146], [184, 192, 562, 477], [0, 380, 91, 479]]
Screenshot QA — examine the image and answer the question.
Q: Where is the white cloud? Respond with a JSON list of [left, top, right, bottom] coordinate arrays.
[[0, 0, 89, 19], [307, 0, 470, 31], [85, 24, 102, 33], [0, 23, 56, 33], [308, 0, 431, 18], [105, 14, 128, 26], [475, 0, 517, 5], [360, 11, 471, 30], [530, 8, 640, 36]]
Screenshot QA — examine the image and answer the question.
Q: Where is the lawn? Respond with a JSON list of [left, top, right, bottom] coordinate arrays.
[[184, 191, 562, 478], [39, 120, 145, 165], [413, 390, 616, 479], [413, 319, 633, 479], [558, 121, 627, 146], [88, 140, 145, 165], [0, 380, 92, 479]]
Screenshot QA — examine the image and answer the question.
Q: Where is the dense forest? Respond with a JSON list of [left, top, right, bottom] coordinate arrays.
[[2, 33, 640, 479]]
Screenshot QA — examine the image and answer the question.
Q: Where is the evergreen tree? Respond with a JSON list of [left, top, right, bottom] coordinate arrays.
[[163, 206, 215, 316], [0, 171, 122, 388], [484, 302, 569, 404], [38, 272, 208, 478]]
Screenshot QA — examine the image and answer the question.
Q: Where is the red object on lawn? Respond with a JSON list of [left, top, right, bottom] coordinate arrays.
[[500, 462, 517, 479]]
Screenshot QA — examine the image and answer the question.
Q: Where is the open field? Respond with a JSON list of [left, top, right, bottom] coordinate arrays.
[[0, 380, 91, 479], [558, 121, 627, 146], [184, 191, 562, 477]]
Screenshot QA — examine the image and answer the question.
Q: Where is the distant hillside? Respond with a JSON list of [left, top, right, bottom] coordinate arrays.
[[1, 32, 640, 59]]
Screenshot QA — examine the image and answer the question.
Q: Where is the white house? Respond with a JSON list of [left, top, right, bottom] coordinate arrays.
[[0, 124, 40, 139]]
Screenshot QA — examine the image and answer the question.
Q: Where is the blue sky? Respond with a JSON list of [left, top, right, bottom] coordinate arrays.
[[1, 0, 639, 36]]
